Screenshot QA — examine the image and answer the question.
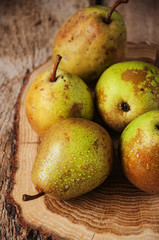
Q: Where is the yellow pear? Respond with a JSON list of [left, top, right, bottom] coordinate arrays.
[[52, 0, 129, 83], [25, 55, 94, 138], [23, 118, 113, 201]]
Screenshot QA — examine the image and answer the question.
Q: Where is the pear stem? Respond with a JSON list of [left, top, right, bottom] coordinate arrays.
[[51, 54, 62, 82], [22, 192, 45, 201], [105, 0, 129, 24]]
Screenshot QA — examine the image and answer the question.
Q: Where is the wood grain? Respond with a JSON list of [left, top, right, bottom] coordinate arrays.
[[9, 43, 159, 240]]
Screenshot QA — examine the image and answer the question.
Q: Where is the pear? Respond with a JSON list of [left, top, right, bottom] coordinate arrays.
[[22, 118, 113, 201], [52, 0, 129, 83], [25, 55, 94, 138], [95, 61, 159, 132], [120, 110, 159, 194]]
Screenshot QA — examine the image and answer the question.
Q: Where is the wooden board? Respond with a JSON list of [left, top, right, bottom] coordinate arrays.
[[9, 43, 159, 240]]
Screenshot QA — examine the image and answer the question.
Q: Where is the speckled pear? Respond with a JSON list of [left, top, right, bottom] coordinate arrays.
[[95, 61, 159, 132], [52, 0, 128, 83], [25, 55, 94, 138], [23, 118, 113, 201]]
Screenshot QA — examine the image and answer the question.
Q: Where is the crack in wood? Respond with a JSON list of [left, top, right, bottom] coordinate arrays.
[[91, 232, 95, 240]]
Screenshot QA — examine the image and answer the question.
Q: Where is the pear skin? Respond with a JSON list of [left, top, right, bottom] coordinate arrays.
[[31, 118, 113, 200], [52, 5, 127, 83], [95, 61, 159, 132], [120, 110, 159, 194]]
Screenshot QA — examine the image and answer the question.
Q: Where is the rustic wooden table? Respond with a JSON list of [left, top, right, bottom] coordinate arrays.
[[1, 0, 159, 239]]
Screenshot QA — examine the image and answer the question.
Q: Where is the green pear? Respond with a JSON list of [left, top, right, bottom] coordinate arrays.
[[95, 61, 159, 132], [22, 118, 113, 201], [52, 0, 129, 83], [120, 110, 159, 194], [25, 55, 94, 138]]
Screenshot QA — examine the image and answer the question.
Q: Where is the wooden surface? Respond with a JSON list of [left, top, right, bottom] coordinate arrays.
[[1, 0, 159, 239]]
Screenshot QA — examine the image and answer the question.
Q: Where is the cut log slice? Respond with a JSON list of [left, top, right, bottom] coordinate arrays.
[[9, 43, 159, 240]]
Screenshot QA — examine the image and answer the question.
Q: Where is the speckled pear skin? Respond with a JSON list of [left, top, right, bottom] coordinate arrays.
[[120, 110, 159, 194], [95, 61, 159, 132], [52, 5, 127, 83], [31, 118, 113, 200], [25, 69, 94, 138]]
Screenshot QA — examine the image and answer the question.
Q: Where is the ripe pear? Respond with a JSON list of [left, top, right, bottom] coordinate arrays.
[[22, 118, 113, 201], [120, 110, 159, 194], [95, 61, 159, 132], [52, 0, 129, 83], [25, 55, 94, 138]]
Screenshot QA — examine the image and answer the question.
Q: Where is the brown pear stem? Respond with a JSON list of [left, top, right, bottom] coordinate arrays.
[[105, 0, 129, 24], [51, 54, 62, 82], [22, 192, 45, 201]]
